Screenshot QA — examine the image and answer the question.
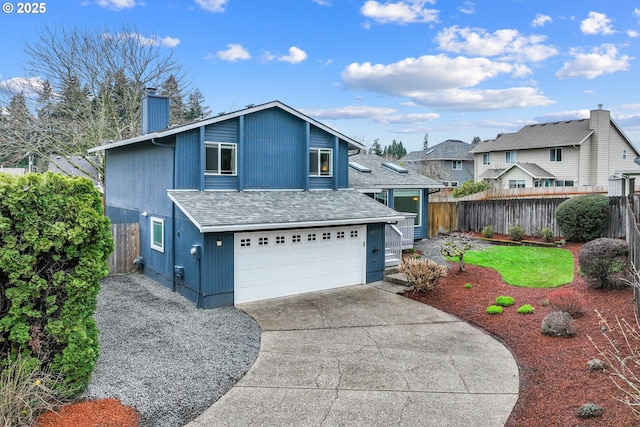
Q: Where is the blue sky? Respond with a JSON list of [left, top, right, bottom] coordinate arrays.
[[1, 0, 640, 153]]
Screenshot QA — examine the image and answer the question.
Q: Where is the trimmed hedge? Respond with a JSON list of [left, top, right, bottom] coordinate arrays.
[[555, 194, 609, 242], [0, 173, 113, 396]]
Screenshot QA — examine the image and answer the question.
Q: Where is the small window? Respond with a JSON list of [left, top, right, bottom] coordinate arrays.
[[276, 236, 285, 244], [309, 148, 332, 177], [508, 179, 525, 188], [336, 231, 345, 239], [623, 149, 628, 160], [350, 230, 359, 238], [452, 160, 462, 170], [150, 217, 164, 253], [505, 151, 516, 163], [322, 232, 331, 240], [240, 238, 251, 247], [259, 237, 268, 246], [482, 153, 490, 165], [205, 142, 237, 175], [550, 148, 562, 162], [308, 233, 316, 241], [450, 181, 459, 187], [292, 234, 301, 243]]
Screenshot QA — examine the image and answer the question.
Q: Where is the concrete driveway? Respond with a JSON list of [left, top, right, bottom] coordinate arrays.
[[186, 283, 519, 427]]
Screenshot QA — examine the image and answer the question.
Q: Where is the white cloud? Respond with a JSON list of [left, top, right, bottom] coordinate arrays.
[[277, 46, 308, 64], [436, 26, 558, 62], [581, 11, 616, 35], [374, 112, 440, 124], [556, 44, 632, 79], [109, 33, 180, 48], [0, 77, 44, 96], [534, 109, 590, 123], [96, 0, 135, 10], [215, 43, 251, 62], [302, 105, 397, 120], [360, 0, 438, 25], [532, 14, 552, 28], [458, 1, 474, 15], [194, 0, 228, 13], [312, 0, 331, 5], [628, 30, 639, 38], [341, 54, 553, 111]]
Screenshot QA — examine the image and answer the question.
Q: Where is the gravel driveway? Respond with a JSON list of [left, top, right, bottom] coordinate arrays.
[[82, 274, 261, 427]]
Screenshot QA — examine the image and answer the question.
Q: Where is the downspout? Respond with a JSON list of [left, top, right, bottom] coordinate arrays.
[[152, 138, 178, 292]]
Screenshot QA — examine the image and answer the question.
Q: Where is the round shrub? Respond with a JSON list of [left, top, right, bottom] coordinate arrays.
[[578, 238, 630, 289], [541, 227, 554, 243], [541, 311, 575, 337], [508, 225, 525, 241], [517, 304, 535, 314], [555, 194, 609, 242], [576, 403, 604, 418], [546, 288, 586, 317], [486, 305, 503, 314], [481, 225, 494, 238], [464, 283, 472, 289], [495, 295, 515, 307]]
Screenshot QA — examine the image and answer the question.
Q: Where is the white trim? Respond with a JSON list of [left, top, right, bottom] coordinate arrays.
[[204, 142, 237, 175], [309, 147, 333, 177], [150, 217, 165, 253]]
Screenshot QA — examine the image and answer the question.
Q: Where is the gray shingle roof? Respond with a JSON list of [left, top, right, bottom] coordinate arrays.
[[401, 140, 474, 162], [469, 119, 593, 154], [168, 189, 404, 232], [506, 163, 555, 179], [348, 154, 443, 189], [47, 155, 101, 186]]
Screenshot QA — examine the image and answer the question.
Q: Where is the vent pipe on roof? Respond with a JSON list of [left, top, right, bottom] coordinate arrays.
[[598, 103, 603, 110]]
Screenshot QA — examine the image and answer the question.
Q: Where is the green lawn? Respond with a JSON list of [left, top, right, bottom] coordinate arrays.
[[460, 245, 574, 288]]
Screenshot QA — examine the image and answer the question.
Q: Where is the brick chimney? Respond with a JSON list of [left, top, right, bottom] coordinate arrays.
[[141, 88, 169, 134]]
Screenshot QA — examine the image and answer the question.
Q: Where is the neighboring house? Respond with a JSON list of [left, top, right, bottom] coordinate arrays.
[[348, 153, 443, 241], [400, 139, 475, 188], [47, 155, 103, 191], [470, 106, 640, 189], [89, 95, 405, 308]]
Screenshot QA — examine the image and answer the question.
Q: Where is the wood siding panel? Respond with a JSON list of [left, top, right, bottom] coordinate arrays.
[[175, 129, 201, 189], [108, 223, 140, 275], [428, 201, 458, 237]]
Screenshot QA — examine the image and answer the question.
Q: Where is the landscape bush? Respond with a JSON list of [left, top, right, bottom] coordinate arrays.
[[481, 225, 494, 238], [507, 224, 525, 241], [486, 305, 503, 314], [464, 283, 472, 289], [578, 238, 630, 289], [495, 295, 515, 307], [517, 304, 535, 314], [451, 180, 491, 198], [541, 227, 554, 243], [555, 194, 609, 242], [400, 258, 448, 292], [547, 288, 587, 317], [0, 173, 113, 397], [576, 403, 605, 418], [541, 311, 575, 337]]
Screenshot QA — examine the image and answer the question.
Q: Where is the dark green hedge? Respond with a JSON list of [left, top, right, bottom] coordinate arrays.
[[0, 173, 113, 396], [555, 193, 609, 242]]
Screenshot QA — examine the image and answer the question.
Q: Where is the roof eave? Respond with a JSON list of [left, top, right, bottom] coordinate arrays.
[[199, 216, 405, 233]]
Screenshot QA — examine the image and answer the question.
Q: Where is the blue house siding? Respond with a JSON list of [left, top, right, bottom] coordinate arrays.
[[173, 210, 205, 304], [201, 232, 235, 308], [139, 212, 174, 289], [338, 141, 349, 189], [366, 223, 386, 282], [175, 129, 200, 189], [243, 109, 306, 189]]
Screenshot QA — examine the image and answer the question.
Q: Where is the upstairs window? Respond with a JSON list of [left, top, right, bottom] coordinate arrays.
[[505, 151, 516, 164], [452, 160, 462, 170], [550, 148, 562, 162], [309, 148, 332, 177], [205, 142, 237, 175], [482, 153, 490, 165]]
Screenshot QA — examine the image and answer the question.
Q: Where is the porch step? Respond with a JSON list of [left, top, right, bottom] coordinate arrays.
[[384, 247, 400, 268], [383, 271, 410, 288]]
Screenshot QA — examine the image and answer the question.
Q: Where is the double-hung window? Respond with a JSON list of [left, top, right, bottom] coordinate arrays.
[[505, 151, 516, 164], [508, 180, 525, 189], [482, 153, 490, 165], [550, 148, 562, 162], [452, 160, 462, 170], [309, 148, 332, 177], [205, 142, 237, 175]]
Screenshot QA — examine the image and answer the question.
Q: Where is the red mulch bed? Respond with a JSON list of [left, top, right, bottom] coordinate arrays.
[[406, 236, 640, 427], [37, 398, 139, 427]]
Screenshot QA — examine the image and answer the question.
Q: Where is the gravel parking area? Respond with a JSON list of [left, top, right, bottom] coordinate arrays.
[[82, 274, 261, 427]]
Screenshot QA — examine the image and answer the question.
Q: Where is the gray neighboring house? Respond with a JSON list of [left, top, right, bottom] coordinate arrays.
[[348, 153, 443, 241], [400, 139, 475, 187], [47, 155, 103, 191]]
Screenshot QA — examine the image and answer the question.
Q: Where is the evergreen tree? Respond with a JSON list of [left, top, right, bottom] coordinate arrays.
[[371, 138, 382, 156], [472, 136, 481, 144], [423, 133, 429, 150], [185, 89, 211, 121], [160, 74, 186, 125]]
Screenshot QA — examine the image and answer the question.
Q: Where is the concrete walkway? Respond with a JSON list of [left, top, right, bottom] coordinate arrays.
[[185, 283, 519, 427]]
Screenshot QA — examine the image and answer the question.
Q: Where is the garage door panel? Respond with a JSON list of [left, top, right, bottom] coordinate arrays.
[[235, 226, 365, 304]]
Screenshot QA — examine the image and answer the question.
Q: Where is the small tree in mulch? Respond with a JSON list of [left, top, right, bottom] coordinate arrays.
[[400, 258, 448, 292], [440, 233, 477, 272]]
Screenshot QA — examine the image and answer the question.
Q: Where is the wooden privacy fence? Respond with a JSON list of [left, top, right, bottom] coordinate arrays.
[[626, 200, 640, 315], [452, 195, 634, 239], [428, 202, 458, 237], [108, 223, 140, 275]]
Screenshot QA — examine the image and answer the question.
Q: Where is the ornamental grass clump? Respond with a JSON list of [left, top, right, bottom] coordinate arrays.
[[486, 305, 503, 314], [481, 225, 494, 238], [517, 304, 535, 314], [400, 258, 448, 293], [508, 224, 525, 241], [547, 287, 587, 318], [495, 295, 515, 307]]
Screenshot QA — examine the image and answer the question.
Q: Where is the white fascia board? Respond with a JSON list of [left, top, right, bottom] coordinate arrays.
[[199, 216, 404, 233], [167, 192, 205, 232]]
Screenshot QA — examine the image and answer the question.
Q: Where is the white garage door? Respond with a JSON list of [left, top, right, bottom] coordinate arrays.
[[234, 225, 366, 304]]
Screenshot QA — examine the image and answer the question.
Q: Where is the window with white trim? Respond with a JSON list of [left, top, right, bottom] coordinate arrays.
[[505, 151, 516, 164], [393, 189, 421, 226], [205, 142, 237, 175], [452, 160, 462, 170], [549, 148, 562, 162], [150, 217, 164, 253], [309, 148, 332, 177], [482, 153, 490, 165], [508, 180, 525, 188]]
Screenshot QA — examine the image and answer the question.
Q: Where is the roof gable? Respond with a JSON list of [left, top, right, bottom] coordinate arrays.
[[401, 139, 473, 162], [90, 100, 365, 153]]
